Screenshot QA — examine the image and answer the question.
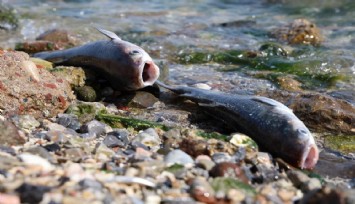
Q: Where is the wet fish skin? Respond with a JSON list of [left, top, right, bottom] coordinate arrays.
[[157, 81, 319, 169], [34, 28, 160, 91]]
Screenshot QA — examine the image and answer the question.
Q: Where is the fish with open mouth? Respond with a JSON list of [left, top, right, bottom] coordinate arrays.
[[156, 81, 319, 169], [34, 28, 160, 91]]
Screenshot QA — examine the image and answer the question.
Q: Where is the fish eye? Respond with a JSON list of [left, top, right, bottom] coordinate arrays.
[[129, 50, 141, 55]]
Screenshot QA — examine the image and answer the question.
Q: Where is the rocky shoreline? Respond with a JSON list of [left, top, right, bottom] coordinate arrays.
[[0, 49, 354, 204]]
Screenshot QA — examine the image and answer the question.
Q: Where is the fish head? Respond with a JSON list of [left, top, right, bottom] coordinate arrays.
[[117, 40, 160, 90], [286, 119, 319, 170]]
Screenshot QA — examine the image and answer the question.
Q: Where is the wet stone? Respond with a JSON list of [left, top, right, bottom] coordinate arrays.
[[56, 113, 81, 131], [164, 149, 194, 167]]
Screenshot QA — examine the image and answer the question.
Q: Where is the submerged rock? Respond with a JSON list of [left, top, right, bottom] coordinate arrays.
[[271, 18, 323, 46], [15, 29, 79, 53]]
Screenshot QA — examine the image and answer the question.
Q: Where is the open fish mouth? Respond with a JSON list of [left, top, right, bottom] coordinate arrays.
[[140, 61, 159, 86], [300, 143, 319, 169]]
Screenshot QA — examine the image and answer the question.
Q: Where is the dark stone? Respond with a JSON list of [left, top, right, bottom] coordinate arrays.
[[104, 130, 129, 148], [43, 143, 61, 152], [56, 114, 81, 131], [16, 183, 51, 204], [0, 145, 16, 155]]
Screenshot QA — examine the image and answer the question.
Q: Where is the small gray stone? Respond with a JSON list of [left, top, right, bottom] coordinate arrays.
[[211, 152, 232, 164], [80, 120, 108, 137], [79, 179, 102, 190], [103, 129, 129, 148], [164, 149, 194, 167], [56, 113, 81, 130]]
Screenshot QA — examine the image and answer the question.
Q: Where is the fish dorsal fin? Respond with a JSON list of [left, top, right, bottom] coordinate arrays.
[[95, 27, 121, 40], [251, 96, 292, 112]]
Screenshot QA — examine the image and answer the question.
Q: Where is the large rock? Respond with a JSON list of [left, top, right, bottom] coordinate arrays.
[[0, 50, 75, 118]]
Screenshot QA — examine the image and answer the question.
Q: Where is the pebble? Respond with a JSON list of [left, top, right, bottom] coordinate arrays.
[[0, 120, 26, 146], [195, 155, 215, 171], [21, 60, 40, 82], [80, 120, 109, 137], [103, 129, 130, 148], [18, 153, 54, 172], [11, 115, 40, 131], [209, 162, 249, 183], [132, 128, 161, 152], [164, 149, 194, 167], [191, 83, 212, 90], [211, 152, 233, 163], [189, 177, 216, 203], [56, 113, 81, 131], [24, 146, 56, 163]]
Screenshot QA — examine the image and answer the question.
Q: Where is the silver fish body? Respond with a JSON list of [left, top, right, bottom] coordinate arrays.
[[157, 82, 319, 169], [34, 28, 160, 91]]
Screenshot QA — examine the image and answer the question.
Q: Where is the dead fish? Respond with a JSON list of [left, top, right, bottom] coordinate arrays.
[[157, 81, 319, 169], [34, 28, 160, 91]]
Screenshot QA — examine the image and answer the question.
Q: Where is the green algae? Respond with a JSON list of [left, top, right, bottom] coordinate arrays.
[[96, 113, 169, 131], [0, 3, 19, 30], [196, 130, 229, 142], [165, 163, 185, 174], [210, 177, 256, 196], [176, 44, 349, 88], [323, 135, 355, 154]]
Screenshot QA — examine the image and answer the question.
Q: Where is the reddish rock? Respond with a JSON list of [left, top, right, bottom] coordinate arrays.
[[15, 29, 80, 54], [0, 50, 75, 118]]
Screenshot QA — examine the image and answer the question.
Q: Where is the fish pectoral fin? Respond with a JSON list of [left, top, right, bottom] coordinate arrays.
[[95, 27, 122, 41], [251, 96, 293, 112]]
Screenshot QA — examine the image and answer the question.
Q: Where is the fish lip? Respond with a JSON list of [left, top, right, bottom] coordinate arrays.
[[138, 60, 160, 87], [300, 141, 319, 169]]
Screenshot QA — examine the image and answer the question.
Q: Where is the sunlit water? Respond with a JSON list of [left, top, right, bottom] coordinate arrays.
[[1, 0, 355, 179], [2, 0, 354, 90]]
